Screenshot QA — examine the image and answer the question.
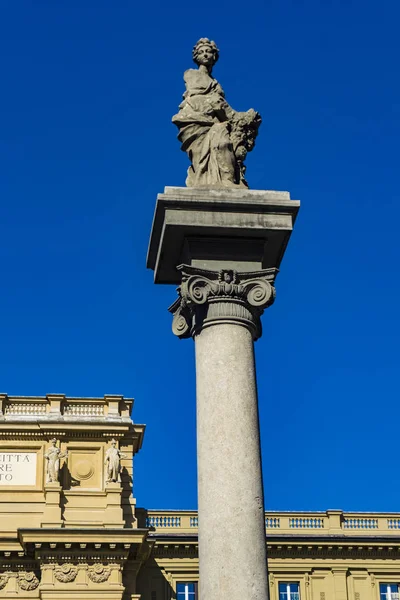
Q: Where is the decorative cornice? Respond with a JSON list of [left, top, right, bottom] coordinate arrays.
[[148, 533, 400, 561], [153, 543, 199, 558], [169, 265, 276, 340]]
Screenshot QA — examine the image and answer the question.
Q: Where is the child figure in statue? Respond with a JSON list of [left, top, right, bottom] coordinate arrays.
[[172, 38, 261, 188]]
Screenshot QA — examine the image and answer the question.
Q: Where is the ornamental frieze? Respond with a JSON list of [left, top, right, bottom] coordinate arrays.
[[0, 573, 8, 590], [88, 564, 111, 583], [18, 571, 40, 590], [54, 563, 78, 583]]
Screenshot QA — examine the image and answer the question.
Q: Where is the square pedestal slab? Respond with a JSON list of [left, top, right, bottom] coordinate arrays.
[[147, 187, 300, 284]]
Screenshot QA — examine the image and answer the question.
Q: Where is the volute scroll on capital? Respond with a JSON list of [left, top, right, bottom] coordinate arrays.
[[169, 265, 276, 341]]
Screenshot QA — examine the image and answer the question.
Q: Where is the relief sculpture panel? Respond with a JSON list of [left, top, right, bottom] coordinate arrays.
[[63, 446, 102, 490]]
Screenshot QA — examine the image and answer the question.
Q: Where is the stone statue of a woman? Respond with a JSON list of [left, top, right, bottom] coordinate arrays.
[[44, 438, 68, 483], [172, 38, 261, 188]]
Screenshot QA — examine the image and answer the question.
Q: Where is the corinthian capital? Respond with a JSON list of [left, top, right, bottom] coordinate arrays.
[[169, 265, 276, 340]]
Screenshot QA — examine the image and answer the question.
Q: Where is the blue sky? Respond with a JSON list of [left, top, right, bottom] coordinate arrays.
[[1, 1, 399, 512]]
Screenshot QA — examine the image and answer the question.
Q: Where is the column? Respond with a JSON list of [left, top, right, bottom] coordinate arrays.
[[147, 185, 300, 600], [170, 265, 275, 600]]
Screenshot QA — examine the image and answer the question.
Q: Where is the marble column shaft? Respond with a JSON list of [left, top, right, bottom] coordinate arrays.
[[170, 265, 275, 600]]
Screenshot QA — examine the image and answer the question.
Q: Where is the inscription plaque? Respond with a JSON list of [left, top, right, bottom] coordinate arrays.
[[0, 453, 37, 486]]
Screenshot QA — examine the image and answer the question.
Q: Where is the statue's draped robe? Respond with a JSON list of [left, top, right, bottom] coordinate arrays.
[[172, 69, 237, 186], [105, 447, 120, 482], [45, 447, 60, 482]]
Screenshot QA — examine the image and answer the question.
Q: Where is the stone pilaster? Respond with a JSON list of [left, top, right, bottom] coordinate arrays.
[[105, 482, 125, 528], [332, 569, 348, 600], [42, 482, 63, 528]]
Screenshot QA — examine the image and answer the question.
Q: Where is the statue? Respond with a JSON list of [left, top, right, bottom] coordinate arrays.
[[44, 438, 68, 483], [172, 38, 261, 188], [104, 439, 127, 483]]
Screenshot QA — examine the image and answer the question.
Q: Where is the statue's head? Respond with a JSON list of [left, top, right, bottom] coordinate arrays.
[[192, 38, 219, 70], [111, 439, 117, 447], [50, 438, 57, 445], [223, 271, 233, 283], [231, 110, 262, 164], [218, 269, 237, 284]]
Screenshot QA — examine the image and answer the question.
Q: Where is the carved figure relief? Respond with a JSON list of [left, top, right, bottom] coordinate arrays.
[[0, 573, 8, 590], [54, 564, 78, 583], [172, 38, 261, 188], [88, 564, 111, 583], [104, 439, 127, 483], [18, 571, 39, 591], [44, 438, 68, 483]]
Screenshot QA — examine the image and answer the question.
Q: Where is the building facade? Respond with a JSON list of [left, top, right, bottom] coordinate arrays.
[[138, 508, 400, 600], [0, 394, 399, 600]]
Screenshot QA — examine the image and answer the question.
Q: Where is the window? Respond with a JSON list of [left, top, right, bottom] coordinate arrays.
[[177, 582, 197, 600], [279, 582, 300, 600], [380, 584, 400, 600]]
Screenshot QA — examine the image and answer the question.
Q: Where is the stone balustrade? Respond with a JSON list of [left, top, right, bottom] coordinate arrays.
[[0, 394, 132, 419], [141, 509, 400, 536]]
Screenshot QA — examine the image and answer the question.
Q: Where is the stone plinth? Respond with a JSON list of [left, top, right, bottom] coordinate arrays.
[[148, 186, 300, 600], [147, 187, 299, 283], [105, 481, 125, 528], [42, 482, 63, 528]]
